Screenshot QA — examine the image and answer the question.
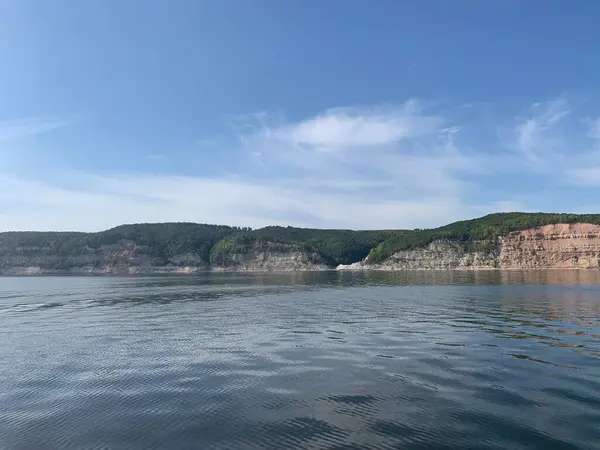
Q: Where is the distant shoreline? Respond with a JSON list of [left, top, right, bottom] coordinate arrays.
[[3, 267, 600, 277], [4, 214, 600, 273]]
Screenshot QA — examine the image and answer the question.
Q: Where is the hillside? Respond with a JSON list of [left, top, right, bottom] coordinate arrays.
[[238, 227, 393, 266], [0, 223, 241, 273], [367, 213, 600, 263], [0, 222, 392, 273], [3, 213, 600, 273]]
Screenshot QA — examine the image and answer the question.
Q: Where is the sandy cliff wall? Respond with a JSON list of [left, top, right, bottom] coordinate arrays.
[[498, 223, 600, 268], [0, 240, 208, 275], [209, 238, 332, 272], [212, 249, 329, 272], [338, 223, 600, 270], [337, 241, 497, 270], [0, 238, 332, 274], [5, 222, 600, 274]]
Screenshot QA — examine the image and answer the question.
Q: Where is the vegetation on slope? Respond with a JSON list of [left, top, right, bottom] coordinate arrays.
[[0, 223, 242, 268], [209, 235, 316, 266], [209, 228, 393, 266], [243, 226, 393, 266], [367, 213, 600, 264], [0, 223, 391, 268], [3, 213, 600, 270]]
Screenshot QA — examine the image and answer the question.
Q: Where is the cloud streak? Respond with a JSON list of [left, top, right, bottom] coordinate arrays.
[[2, 97, 600, 232], [0, 101, 499, 231], [588, 117, 600, 141], [0, 174, 470, 231], [0, 117, 70, 142], [239, 101, 476, 198], [271, 101, 442, 149], [513, 99, 570, 166]]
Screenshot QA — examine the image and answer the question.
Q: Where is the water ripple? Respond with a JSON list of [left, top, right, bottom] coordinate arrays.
[[1, 272, 599, 449]]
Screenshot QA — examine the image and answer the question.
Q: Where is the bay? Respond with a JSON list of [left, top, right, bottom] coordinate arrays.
[[1, 270, 599, 449]]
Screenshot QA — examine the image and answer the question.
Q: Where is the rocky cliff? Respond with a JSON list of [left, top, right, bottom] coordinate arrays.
[[498, 223, 600, 268], [0, 223, 240, 275], [210, 238, 329, 272], [337, 241, 497, 270], [0, 239, 209, 275], [0, 223, 366, 274], [211, 250, 329, 272], [338, 223, 600, 270], [0, 239, 329, 275], [4, 217, 600, 274]]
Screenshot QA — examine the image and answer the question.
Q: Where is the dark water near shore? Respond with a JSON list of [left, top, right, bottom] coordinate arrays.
[[1, 271, 599, 450]]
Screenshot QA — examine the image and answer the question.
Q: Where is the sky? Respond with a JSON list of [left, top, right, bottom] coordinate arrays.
[[1, 0, 600, 232]]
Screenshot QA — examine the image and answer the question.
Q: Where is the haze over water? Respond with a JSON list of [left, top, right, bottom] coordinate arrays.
[[1, 271, 599, 449]]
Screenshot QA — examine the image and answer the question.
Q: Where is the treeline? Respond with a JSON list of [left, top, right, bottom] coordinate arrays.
[[0, 223, 243, 263], [245, 226, 393, 265], [0, 222, 391, 267], [209, 235, 314, 266], [367, 213, 600, 263], [2, 213, 599, 268], [210, 227, 393, 266]]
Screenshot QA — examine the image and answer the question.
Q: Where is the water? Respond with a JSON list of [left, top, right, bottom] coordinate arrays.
[[1, 271, 599, 450]]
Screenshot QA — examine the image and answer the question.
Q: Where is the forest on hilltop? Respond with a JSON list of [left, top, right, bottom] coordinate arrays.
[[0, 223, 241, 266], [2, 213, 600, 269], [367, 213, 600, 263]]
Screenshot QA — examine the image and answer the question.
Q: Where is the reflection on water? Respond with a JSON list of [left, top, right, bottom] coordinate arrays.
[[0, 271, 599, 449]]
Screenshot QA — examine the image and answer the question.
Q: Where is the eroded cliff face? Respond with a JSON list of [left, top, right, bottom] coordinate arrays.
[[5, 222, 600, 274], [338, 223, 600, 270], [498, 223, 600, 268], [212, 246, 329, 272], [337, 241, 497, 271], [0, 240, 208, 275], [0, 238, 332, 274]]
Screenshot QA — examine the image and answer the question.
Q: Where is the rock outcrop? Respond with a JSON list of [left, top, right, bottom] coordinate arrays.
[[211, 241, 329, 272], [337, 241, 497, 270], [338, 223, 600, 270], [498, 223, 600, 268], [0, 238, 330, 274], [0, 240, 209, 275], [4, 221, 600, 274]]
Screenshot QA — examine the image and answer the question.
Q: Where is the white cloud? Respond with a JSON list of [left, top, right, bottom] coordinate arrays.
[[588, 117, 600, 141], [3, 97, 600, 233], [566, 167, 600, 187], [238, 101, 477, 200], [0, 117, 70, 142], [563, 117, 600, 186], [0, 174, 470, 231], [270, 101, 442, 149], [0, 104, 487, 231], [513, 99, 570, 165]]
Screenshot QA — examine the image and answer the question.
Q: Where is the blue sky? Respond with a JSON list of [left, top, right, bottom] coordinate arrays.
[[1, 0, 600, 231]]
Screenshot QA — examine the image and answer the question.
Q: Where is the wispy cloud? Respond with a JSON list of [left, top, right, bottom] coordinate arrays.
[[563, 115, 600, 186], [269, 101, 442, 150], [513, 99, 570, 166], [566, 167, 600, 187], [240, 101, 473, 184], [0, 101, 498, 231], [588, 117, 600, 141], [0, 174, 470, 231], [0, 117, 70, 142], [3, 97, 600, 232]]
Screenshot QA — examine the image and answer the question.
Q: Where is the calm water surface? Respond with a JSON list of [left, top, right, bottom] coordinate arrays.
[[1, 271, 599, 449]]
